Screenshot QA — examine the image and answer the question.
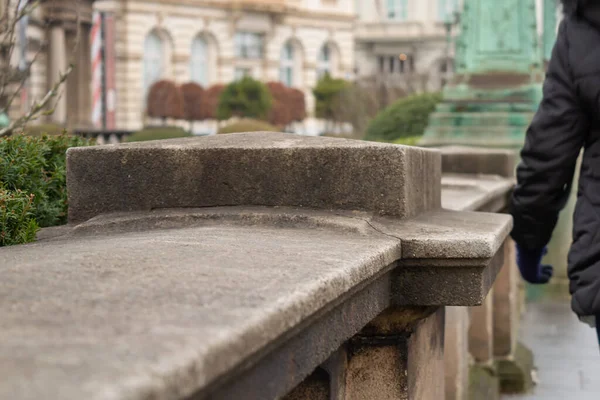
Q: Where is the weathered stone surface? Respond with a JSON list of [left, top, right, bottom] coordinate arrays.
[[444, 307, 470, 400], [0, 204, 512, 400], [0, 220, 400, 400], [441, 174, 513, 213], [345, 308, 444, 400], [493, 240, 519, 357], [496, 343, 535, 394], [67, 133, 441, 223], [374, 209, 512, 260], [468, 364, 500, 400], [407, 308, 445, 400], [282, 368, 330, 400], [469, 287, 495, 363], [440, 146, 516, 178], [345, 343, 406, 399]]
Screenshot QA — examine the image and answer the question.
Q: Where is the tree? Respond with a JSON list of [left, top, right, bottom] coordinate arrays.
[[313, 73, 349, 121], [180, 82, 204, 130], [289, 88, 307, 123], [0, 0, 81, 137], [217, 76, 272, 121], [146, 80, 184, 124], [266, 82, 292, 128]]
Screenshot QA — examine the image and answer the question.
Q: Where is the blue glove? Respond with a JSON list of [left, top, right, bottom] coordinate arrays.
[[596, 316, 600, 347], [515, 245, 554, 284]]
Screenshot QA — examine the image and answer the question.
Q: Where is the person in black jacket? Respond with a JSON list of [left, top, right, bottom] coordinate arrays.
[[510, 0, 600, 340]]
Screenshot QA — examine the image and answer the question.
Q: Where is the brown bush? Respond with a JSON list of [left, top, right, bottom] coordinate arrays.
[[266, 82, 293, 128], [289, 88, 307, 122], [202, 84, 225, 120], [180, 82, 205, 122], [146, 80, 184, 121]]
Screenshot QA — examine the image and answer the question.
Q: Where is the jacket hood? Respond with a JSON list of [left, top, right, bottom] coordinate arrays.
[[562, 0, 600, 27]]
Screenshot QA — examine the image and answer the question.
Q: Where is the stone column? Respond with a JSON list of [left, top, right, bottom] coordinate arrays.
[[77, 23, 92, 127], [49, 24, 67, 125]]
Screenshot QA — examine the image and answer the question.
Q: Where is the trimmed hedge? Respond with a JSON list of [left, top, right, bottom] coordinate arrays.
[[313, 74, 349, 120], [0, 134, 91, 246], [217, 77, 272, 121], [218, 119, 279, 134], [125, 126, 192, 142], [364, 92, 442, 142]]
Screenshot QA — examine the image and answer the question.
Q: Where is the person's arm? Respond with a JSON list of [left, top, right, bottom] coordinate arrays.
[[510, 20, 589, 251]]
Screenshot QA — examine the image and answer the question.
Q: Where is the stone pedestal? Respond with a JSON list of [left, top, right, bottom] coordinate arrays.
[[421, 0, 544, 148]]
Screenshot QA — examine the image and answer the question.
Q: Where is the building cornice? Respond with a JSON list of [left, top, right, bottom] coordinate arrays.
[[122, 0, 356, 23]]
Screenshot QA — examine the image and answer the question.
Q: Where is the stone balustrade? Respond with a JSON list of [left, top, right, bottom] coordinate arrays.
[[0, 133, 512, 400], [438, 146, 533, 400]]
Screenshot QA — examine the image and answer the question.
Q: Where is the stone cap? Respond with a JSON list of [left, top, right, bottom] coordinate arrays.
[[442, 174, 514, 213], [0, 207, 511, 400], [67, 133, 442, 223], [439, 146, 517, 178]]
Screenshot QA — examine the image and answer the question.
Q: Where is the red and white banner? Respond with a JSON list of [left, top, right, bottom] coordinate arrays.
[[91, 11, 103, 128]]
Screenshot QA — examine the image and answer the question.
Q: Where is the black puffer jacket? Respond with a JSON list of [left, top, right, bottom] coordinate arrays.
[[511, 0, 600, 318]]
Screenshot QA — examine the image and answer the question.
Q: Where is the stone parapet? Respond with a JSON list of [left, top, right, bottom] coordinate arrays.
[[1, 134, 511, 400], [438, 145, 533, 400]]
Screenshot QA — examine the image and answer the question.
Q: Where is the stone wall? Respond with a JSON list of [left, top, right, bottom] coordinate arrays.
[[0, 134, 514, 400]]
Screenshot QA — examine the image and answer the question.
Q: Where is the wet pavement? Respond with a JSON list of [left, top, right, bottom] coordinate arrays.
[[504, 300, 600, 400]]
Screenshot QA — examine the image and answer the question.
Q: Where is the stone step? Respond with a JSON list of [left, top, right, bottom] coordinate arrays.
[[435, 102, 538, 113], [428, 112, 534, 128], [420, 125, 527, 148]]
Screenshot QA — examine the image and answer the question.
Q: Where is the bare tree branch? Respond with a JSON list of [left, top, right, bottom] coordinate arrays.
[[0, 0, 81, 137]]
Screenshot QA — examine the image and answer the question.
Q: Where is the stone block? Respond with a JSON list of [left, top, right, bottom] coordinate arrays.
[[283, 368, 330, 400], [67, 133, 442, 223], [445, 307, 470, 400], [493, 240, 520, 357], [468, 364, 500, 400], [345, 308, 444, 400], [439, 146, 517, 178], [469, 287, 495, 363], [496, 343, 535, 394]]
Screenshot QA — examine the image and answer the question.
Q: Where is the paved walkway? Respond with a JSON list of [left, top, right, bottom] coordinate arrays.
[[504, 300, 600, 400]]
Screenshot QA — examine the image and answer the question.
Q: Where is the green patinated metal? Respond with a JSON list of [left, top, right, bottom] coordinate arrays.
[[543, 0, 559, 63], [421, 0, 555, 148]]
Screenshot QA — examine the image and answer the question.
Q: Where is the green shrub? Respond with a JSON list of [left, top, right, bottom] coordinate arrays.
[[313, 74, 349, 120], [125, 126, 191, 142], [364, 92, 442, 142], [0, 189, 39, 247], [218, 119, 279, 134], [217, 77, 272, 121], [0, 134, 91, 243], [393, 136, 422, 146]]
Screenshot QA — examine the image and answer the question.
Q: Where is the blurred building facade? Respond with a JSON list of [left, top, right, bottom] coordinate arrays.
[[4, 0, 95, 129], [354, 0, 463, 93], [93, 0, 355, 131]]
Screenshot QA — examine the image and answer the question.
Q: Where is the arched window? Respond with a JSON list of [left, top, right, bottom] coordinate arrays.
[[280, 41, 294, 86], [190, 36, 208, 86], [317, 44, 331, 79], [143, 31, 164, 98]]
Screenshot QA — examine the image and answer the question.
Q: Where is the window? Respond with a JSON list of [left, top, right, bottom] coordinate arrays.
[[235, 32, 264, 59], [378, 54, 414, 74], [387, 0, 407, 21], [190, 36, 208, 86], [438, 0, 458, 21], [280, 41, 294, 86], [317, 44, 331, 79], [143, 31, 164, 98]]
